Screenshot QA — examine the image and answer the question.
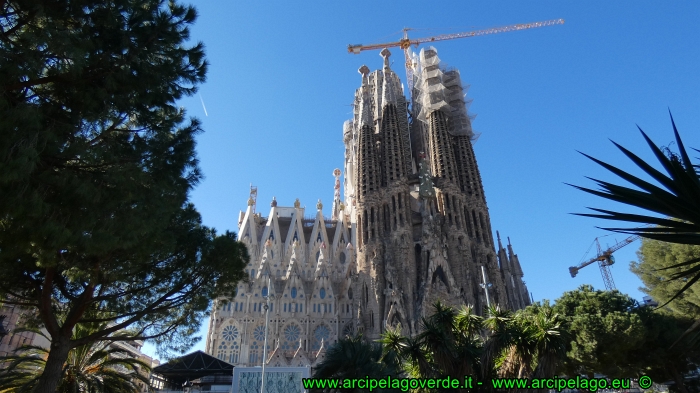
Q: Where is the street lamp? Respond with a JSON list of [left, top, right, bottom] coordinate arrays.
[[479, 265, 493, 309], [260, 278, 276, 393]]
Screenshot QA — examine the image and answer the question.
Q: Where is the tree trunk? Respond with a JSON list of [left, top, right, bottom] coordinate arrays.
[[668, 365, 689, 393], [33, 337, 71, 393]]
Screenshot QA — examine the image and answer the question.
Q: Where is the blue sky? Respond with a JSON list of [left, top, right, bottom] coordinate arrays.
[[144, 1, 700, 358]]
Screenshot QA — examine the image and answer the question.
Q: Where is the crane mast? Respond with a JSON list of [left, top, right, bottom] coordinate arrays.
[[348, 19, 564, 94], [569, 235, 639, 291]]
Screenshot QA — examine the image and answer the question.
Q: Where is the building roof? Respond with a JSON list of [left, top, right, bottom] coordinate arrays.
[[152, 350, 233, 384]]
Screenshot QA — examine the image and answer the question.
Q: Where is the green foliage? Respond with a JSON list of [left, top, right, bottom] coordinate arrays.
[[374, 302, 566, 392], [0, 323, 151, 393], [632, 239, 700, 318], [569, 113, 700, 302], [0, 0, 248, 390], [311, 334, 399, 393], [554, 285, 646, 378], [553, 285, 700, 392]]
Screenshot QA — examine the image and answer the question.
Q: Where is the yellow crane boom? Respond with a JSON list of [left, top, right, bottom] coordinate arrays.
[[348, 19, 565, 94]]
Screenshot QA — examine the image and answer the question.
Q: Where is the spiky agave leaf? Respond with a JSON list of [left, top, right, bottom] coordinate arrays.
[[570, 112, 700, 304]]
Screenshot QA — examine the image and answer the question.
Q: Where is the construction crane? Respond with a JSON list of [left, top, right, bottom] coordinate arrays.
[[569, 235, 639, 291], [348, 19, 564, 95]]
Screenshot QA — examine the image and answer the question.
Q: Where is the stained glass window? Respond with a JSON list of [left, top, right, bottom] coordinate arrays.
[[249, 341, 259, 364], [253, 325, 266, 342], [222, 325, 239, 342], [319, 288, 326, 299], [217, 342, 227, 360], [291, 287, 297, 298], [282, 324, 301, 350], [312, 325, 331, 351], [229, 339, 240, 364], [343, 323, 354, 337]]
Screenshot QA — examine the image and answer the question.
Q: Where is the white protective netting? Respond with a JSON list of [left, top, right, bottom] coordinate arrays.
[[412, 47, 477, 140]]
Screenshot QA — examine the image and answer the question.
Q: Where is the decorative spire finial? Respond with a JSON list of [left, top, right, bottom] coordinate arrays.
[[317, 199, 323, 211], [271, 196, 277, 207], [247, 197, 254, 206], [358, 65, 370, 77], [380, 48, 391, 68], [294, 198, 301, 208]]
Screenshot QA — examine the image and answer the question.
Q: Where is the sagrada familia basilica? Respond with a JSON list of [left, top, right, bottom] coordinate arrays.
[[205, 47, 531, 369]]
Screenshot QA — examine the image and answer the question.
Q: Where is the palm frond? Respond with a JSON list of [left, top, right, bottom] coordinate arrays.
[[572, 113, 700, 302]]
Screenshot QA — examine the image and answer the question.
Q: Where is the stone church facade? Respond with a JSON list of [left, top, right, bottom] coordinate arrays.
[[205, 47, 530, 368]]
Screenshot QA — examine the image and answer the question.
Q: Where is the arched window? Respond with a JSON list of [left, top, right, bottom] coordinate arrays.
[[262, 286, 268, 297], [291, 287, 297, 299], [319, 288, 326, 299], [339, 252, 346, 264]]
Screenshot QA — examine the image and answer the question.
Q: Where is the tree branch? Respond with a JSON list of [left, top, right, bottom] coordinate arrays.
[[38, 267, 60, 337]]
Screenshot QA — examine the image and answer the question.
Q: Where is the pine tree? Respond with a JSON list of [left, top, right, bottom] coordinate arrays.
[[0, 1, 248, 391], [632, 240, 700, 318]]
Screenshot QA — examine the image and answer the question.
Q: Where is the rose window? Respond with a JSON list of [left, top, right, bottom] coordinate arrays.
[[312, 325, 331, 350], [253, 325, 266, 342], [222, 325, 239, 342]]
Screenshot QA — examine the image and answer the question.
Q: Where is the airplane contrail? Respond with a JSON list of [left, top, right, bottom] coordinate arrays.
[[199, 94, 209, 117]]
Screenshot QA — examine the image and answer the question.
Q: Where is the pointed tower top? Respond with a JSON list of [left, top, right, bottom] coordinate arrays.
[[317, 199, 323, 211], [271, 196, 277, 207], [294, 198, 301, 209], [497, 231, 504, 250], [380, 48, 391, 69], [247, 197, 255, 206]]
